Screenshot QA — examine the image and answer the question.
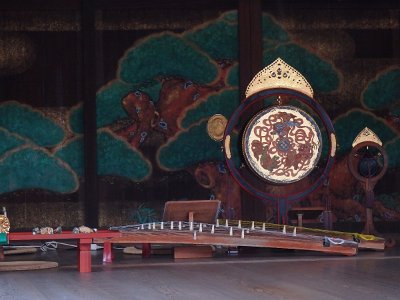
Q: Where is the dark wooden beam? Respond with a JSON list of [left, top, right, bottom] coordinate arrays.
[[237, 0, 263, 220], [81, 0, 98, 227], [261, 0, 400, 10], [1, 0, 398, 11], [93, 0, 234, 10], [396, 10, 400, 60], [238, 0, 262, 101], [0, 0, 80, 10]]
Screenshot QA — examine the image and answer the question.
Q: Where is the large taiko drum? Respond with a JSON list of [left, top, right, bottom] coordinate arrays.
[[223, 88, 336, 203]]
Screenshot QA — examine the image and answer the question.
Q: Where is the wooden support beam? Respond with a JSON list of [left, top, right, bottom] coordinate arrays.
[[238, 0, 262, 101], [81, 0, 98, 228]]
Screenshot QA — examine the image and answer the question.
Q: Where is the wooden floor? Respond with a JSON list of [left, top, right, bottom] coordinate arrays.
[[1, 242, 400, 300]]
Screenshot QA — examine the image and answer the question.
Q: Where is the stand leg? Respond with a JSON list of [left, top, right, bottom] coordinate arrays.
[[297, 213, 303, 227], [277, 200, 288, 224], [142, 243, 151, 258], [0, 246, 4, 260], [78, 238, 92, 272], [323, 211, 333, 230], [103, 241, 113, 263], [363, 207, 376, 235]]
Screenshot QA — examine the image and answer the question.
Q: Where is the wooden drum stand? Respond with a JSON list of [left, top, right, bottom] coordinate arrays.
[[348, 131, 388, 235]]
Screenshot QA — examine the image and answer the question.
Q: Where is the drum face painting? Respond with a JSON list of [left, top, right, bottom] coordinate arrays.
[[242, 105, 322, 184]]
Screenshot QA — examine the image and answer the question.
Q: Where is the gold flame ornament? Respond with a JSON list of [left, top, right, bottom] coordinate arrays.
[[352, 127, 383, 148], [245, 58, 314, 99], [0, 215, 10, 233]]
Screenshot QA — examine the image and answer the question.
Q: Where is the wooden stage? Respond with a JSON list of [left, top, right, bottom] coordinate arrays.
[[1, 245, 400, 300]]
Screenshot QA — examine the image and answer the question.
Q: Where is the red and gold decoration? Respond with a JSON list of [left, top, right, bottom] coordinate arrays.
[[0, 215, 10, 234], [242, 105, 322, 184]]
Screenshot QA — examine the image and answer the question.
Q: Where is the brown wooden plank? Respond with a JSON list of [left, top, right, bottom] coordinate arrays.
[[162, 200, 220, 223], [8, 230, 121, 241], [0, 261, 58, 272], [290, 207, 325, 212], [174, 246, 213, 259]]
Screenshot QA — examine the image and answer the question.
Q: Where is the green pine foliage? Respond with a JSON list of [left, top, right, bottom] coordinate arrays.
[[221, 10, 237, 23], [0, 146, 78, 193], [157, 120, 224, 171], [69, 81, 131, 134], [362, 68, 400, 111], [54, 136, 84, 177], [181, 88, 239, 129], [68, 104, 84, 134], [184, 18, 238, 61], [0, 101, 65, 147], [69, 80, 162, 134], [97, 129, 151, 181], [140, 81, 163, 104], [385, 137, 400, 168], [55, 130, 152, 181], [226, 63, 239, 87], [95, 81, 132, 129], [262, 14, 290, 43], [119, 32, 218, 85], [0, 128, 27, 156]]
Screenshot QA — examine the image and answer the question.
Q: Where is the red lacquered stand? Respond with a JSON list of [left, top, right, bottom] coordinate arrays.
[[3, 230, 121, 272]]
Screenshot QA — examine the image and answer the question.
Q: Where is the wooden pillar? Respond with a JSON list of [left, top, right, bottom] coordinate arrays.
[[238, 0, 263, 101], [81, 0, 98, 228], [238, 0, 263, 220]]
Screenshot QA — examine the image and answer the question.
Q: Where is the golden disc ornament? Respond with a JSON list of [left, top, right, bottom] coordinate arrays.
[[207, 114, 228, 141], [0, 215, 10, 233]]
